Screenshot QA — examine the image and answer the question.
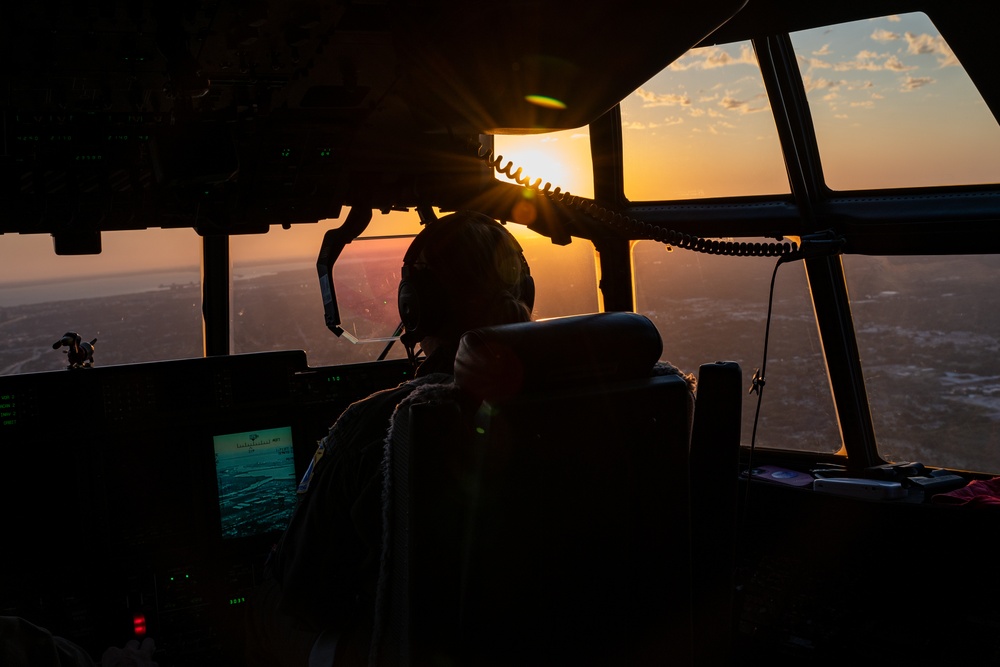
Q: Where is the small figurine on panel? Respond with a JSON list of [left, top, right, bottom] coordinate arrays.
[[52, 332, 97, 369]]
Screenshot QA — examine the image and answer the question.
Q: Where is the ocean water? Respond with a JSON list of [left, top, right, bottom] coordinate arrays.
[[0, 270, 202, 307], [0, 261, 320, 308]]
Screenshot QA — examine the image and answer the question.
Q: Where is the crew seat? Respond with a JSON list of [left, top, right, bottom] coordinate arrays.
[[372, 312, 703, 667]]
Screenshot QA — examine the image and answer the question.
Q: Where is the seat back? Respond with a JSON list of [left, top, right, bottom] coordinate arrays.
[[374, 312, 696, 667]]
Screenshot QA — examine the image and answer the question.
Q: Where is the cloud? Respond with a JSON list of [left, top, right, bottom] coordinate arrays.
[[813, 44, 832, 56], [623, 121, 649, 131], [835, 51, 887, 71], [887, 15, 902, 22], [901, 75, 935, 91], [634, 87, 691, 108], [662, 116, 685, 126], [871, 29, 900, 42], [904, 32, 959, 67], [802, 75, 846, 93], [905, 32, 939, 55], [669, 44, 757, 71], [718, 92, 769, 114], [884, 55, 916, 72], [815, 48, 926, 74]]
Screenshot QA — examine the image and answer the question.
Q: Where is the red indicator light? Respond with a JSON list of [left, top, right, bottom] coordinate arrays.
[[133, 612, 147, 637]]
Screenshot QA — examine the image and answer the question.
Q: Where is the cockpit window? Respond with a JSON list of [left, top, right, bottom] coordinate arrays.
[[620, 40, 790, 201], [0, 229, 204, 375], [0, 228, 203, 376], [844, 254, 1000, 474], [790, 12, 1000, 190], [230, 210, 600, 368], [633, 240, 841, 453], [230, 211, 420, 367]]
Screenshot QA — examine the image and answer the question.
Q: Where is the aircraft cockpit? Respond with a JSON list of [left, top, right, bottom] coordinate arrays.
[[3, 0, 1000, 664]]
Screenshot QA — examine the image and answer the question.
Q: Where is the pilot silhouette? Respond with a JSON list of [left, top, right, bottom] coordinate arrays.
[[245, 211, 534, 667]]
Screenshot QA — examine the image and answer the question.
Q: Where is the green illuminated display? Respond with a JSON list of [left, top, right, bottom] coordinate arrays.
[[1, 393, 16, 426]]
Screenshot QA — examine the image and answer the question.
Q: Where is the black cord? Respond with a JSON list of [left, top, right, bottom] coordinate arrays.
[[473, 139, 798, 259], [739, 252, 803, 534]]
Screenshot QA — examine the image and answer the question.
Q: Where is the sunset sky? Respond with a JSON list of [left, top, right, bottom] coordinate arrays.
[[620, 11, 1000, 197], [2, 11, 998, 287]]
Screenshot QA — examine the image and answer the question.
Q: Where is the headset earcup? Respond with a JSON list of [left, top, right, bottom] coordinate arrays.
[[398, 264, 448, 342], [397, 271, 421, 333], [520, 270, 535, 313]]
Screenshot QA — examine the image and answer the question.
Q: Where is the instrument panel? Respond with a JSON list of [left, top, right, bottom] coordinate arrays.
[[0, 351, 410, 665]]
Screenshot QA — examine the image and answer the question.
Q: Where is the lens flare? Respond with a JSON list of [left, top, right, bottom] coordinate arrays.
[[525, 95, 567, 110]]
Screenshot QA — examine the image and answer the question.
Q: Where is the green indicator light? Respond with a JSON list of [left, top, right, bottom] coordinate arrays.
[[475, 427, 486, 435], [281, 149, 291, 157]]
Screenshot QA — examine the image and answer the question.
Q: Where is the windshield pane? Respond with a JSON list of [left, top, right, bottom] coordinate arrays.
[[230, 211, 600, 368], [230, 211, 420, 367], [620, 41, 789, 201], [0, 229, 202, 375], [790, 12, 1000, 190], [844, 254, 1000, 473], [633, 241, 841, 453]]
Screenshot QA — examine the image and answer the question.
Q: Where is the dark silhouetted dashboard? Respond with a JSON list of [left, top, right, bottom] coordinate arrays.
[[0, 351, 410, 665]]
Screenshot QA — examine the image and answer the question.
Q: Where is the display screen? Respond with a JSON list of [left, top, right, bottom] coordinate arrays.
[[213, 426, 297, 540]]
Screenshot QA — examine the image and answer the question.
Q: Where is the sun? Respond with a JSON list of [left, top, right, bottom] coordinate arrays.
[[493, 130, 592, 196]]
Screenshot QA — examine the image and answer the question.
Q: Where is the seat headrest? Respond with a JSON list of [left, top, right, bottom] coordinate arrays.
[[454, 312, 663, 402]]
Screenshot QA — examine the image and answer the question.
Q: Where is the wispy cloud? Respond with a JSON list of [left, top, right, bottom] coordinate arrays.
[[801, 75, 847, 93], [884, 55, 916, 72], [635, 88, 691, 108], [719, 92, 769, 114], [623, 121, 651, 131], [669, 44, 757, 71], [904, 32, 958, 67], [871, 29, 900, 42], [901, 75, 936, 91]]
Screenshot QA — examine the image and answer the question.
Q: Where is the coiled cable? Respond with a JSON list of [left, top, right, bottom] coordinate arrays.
[[473, 140, 798, 258]]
